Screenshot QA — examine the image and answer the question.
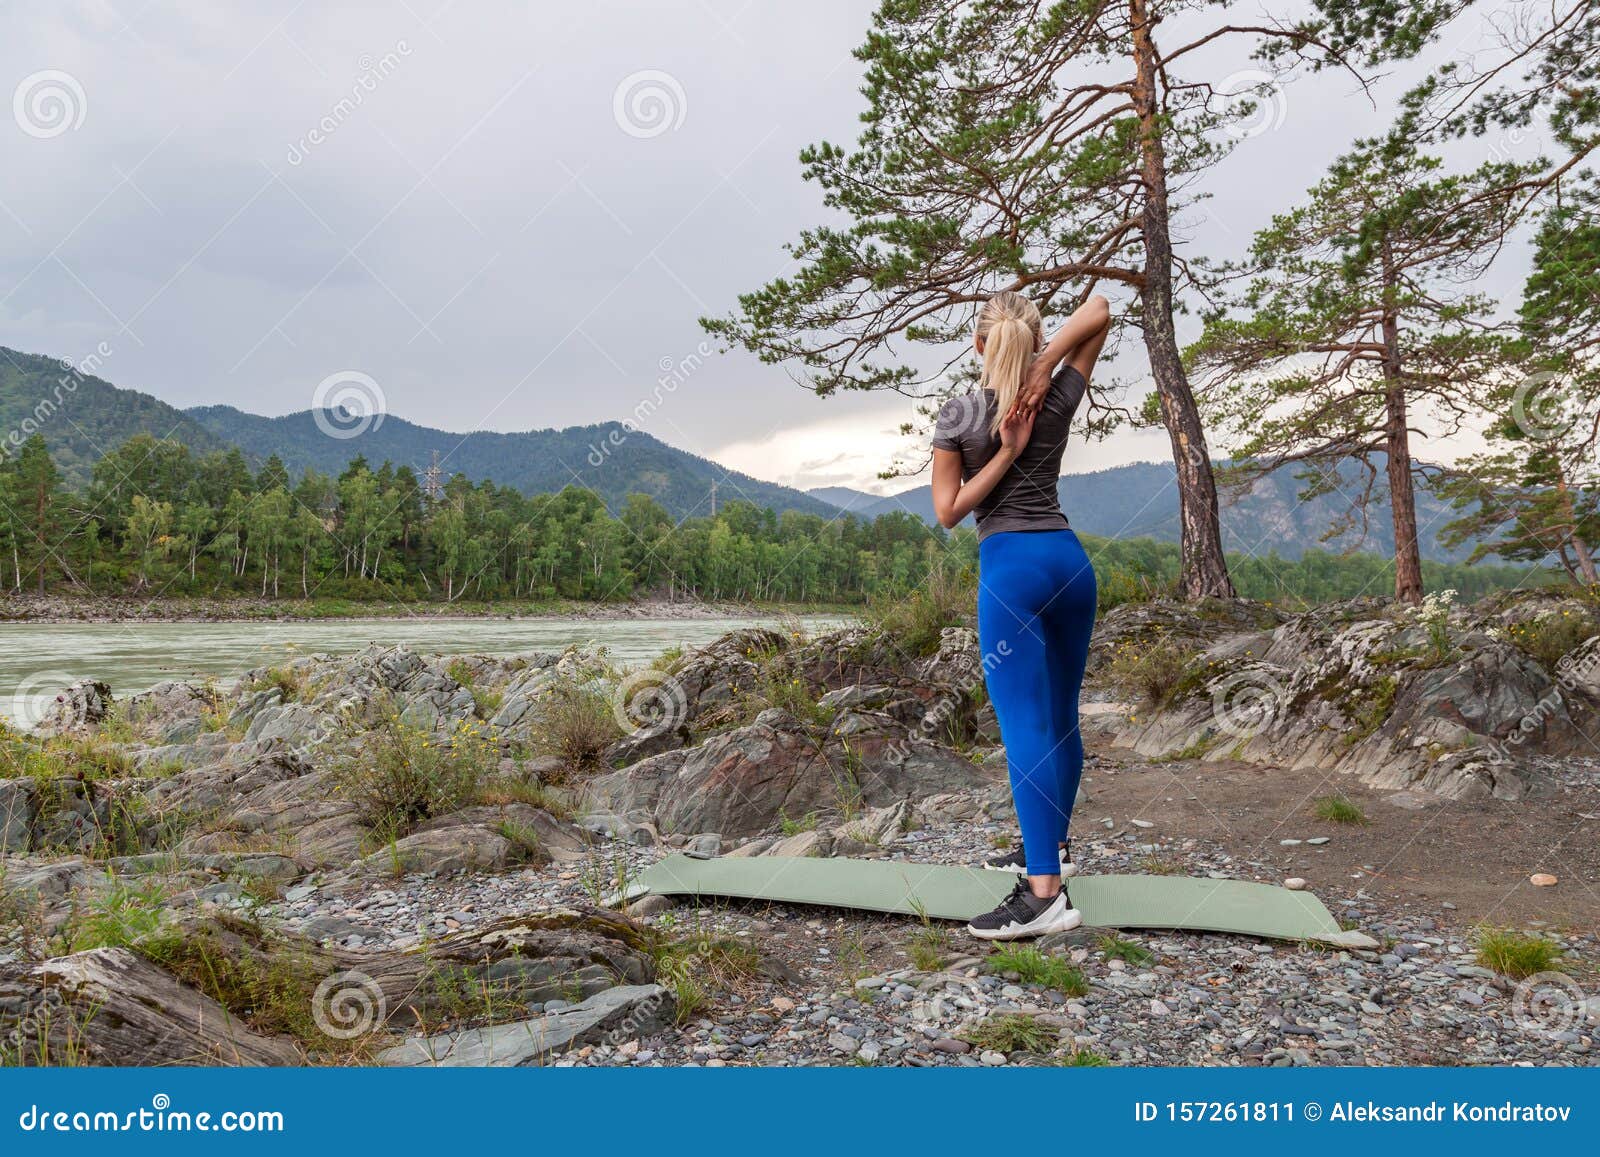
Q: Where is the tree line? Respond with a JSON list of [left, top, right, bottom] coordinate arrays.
[[0, 432, 946, 604], [706, 0, 1598, 602]]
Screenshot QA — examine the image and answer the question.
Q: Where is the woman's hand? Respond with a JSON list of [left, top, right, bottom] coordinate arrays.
[[1012, 356, 1056, 419], [999, 406, 1036, 455]]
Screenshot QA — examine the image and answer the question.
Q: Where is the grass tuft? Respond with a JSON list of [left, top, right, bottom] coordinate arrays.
[[960, 1013, 1059, 1055], [1476, 927, 1565, 980], [1312, 795, 1367, 824], [985, 946, 1088, 996], [1098, 934, 1153, 966]]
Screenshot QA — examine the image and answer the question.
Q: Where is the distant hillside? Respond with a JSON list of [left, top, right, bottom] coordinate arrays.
[[187, 405, 838, 519], [0, 346, 229, 487], [810, 458, 1476, 563]]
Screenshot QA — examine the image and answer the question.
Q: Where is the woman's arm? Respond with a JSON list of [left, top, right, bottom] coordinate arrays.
[[1013, 294, 1111, 417], [931, 409, 1035, 529]]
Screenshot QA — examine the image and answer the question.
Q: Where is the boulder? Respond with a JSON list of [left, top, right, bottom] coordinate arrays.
[[33, 679, 113, 736], [123, 681, 218, 744], [0, 779, 37, 852]]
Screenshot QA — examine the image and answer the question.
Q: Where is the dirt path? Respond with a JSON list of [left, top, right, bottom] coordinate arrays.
[[1080, 747, 1600, 933]]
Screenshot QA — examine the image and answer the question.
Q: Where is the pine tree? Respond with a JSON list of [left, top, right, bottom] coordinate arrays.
[[1186, 140, 1540, 602]]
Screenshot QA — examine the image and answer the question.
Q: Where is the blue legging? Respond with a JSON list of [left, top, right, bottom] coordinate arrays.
[[977, 528, 1097, 876]]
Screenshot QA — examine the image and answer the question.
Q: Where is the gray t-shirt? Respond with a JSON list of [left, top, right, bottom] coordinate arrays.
[[931, 363, 1086, 541]]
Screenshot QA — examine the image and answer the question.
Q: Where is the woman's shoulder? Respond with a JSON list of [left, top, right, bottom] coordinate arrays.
[[931, 390, 992, 451]]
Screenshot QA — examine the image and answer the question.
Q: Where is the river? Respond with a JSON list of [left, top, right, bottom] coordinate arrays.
[[0, 614, 854, 728]]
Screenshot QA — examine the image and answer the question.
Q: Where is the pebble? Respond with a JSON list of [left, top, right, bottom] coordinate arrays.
[[1284, 877, 1307, 891], [1530, 873, 1558, 887], [1306, 837, 1331, 846]]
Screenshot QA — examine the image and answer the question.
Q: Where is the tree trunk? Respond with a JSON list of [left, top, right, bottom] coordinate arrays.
[[1129, 0, 1235, 600], [1573, 535, 1598, 586], [1554, 469, 1599, 585], [1379, 240, 1423, 605]]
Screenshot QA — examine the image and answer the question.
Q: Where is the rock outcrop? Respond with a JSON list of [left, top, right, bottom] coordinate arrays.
[[1092, 596, 1600, 800], [585, 709, 995, 839]]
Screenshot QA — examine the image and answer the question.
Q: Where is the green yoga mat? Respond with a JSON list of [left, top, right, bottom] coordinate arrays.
[[631, 855, 1373, 947]]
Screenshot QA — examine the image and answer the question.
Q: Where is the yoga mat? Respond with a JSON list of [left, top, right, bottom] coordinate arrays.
[[630, 854, 1374, 947]]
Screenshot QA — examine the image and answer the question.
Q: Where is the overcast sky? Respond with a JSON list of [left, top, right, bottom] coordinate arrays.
[[0, 1, 1541, 495]]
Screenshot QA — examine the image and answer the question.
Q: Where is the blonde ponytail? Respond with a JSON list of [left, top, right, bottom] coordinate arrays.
[[975, 291, 1043, 434]]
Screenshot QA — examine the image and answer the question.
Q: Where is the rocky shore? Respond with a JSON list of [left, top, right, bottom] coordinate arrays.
[[2, 591, 1597, 1067]]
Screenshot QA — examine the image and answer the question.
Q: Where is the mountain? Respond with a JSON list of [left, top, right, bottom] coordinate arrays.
[[0, 346, 230, 487], [186, 405, 839, 519], [804, 485, 891, 514], [811, 458, 1475, 563]]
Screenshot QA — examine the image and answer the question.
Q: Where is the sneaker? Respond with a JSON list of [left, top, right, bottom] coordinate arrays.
[[966, 878, 1082, 941], [980, 839, 1077, 876]]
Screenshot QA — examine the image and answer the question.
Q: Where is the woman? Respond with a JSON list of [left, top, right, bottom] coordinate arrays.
[[931, 289, 1110, 940]]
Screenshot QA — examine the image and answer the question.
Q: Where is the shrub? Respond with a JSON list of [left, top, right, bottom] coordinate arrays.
[[1498, 611, 1598, 670], [648, 930, 763, 1025], [334, 714, 494, 838], [863, 565, 976, 658], [1098, 935, 1153, 966], [60, 876, 170, 953], [533, 684, 622, 777], [253, 666, 303, 701], [1103, 639, 1202, 707]]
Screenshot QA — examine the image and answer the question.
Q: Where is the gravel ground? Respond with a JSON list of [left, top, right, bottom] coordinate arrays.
[[252, 783, 1600, 1069]]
